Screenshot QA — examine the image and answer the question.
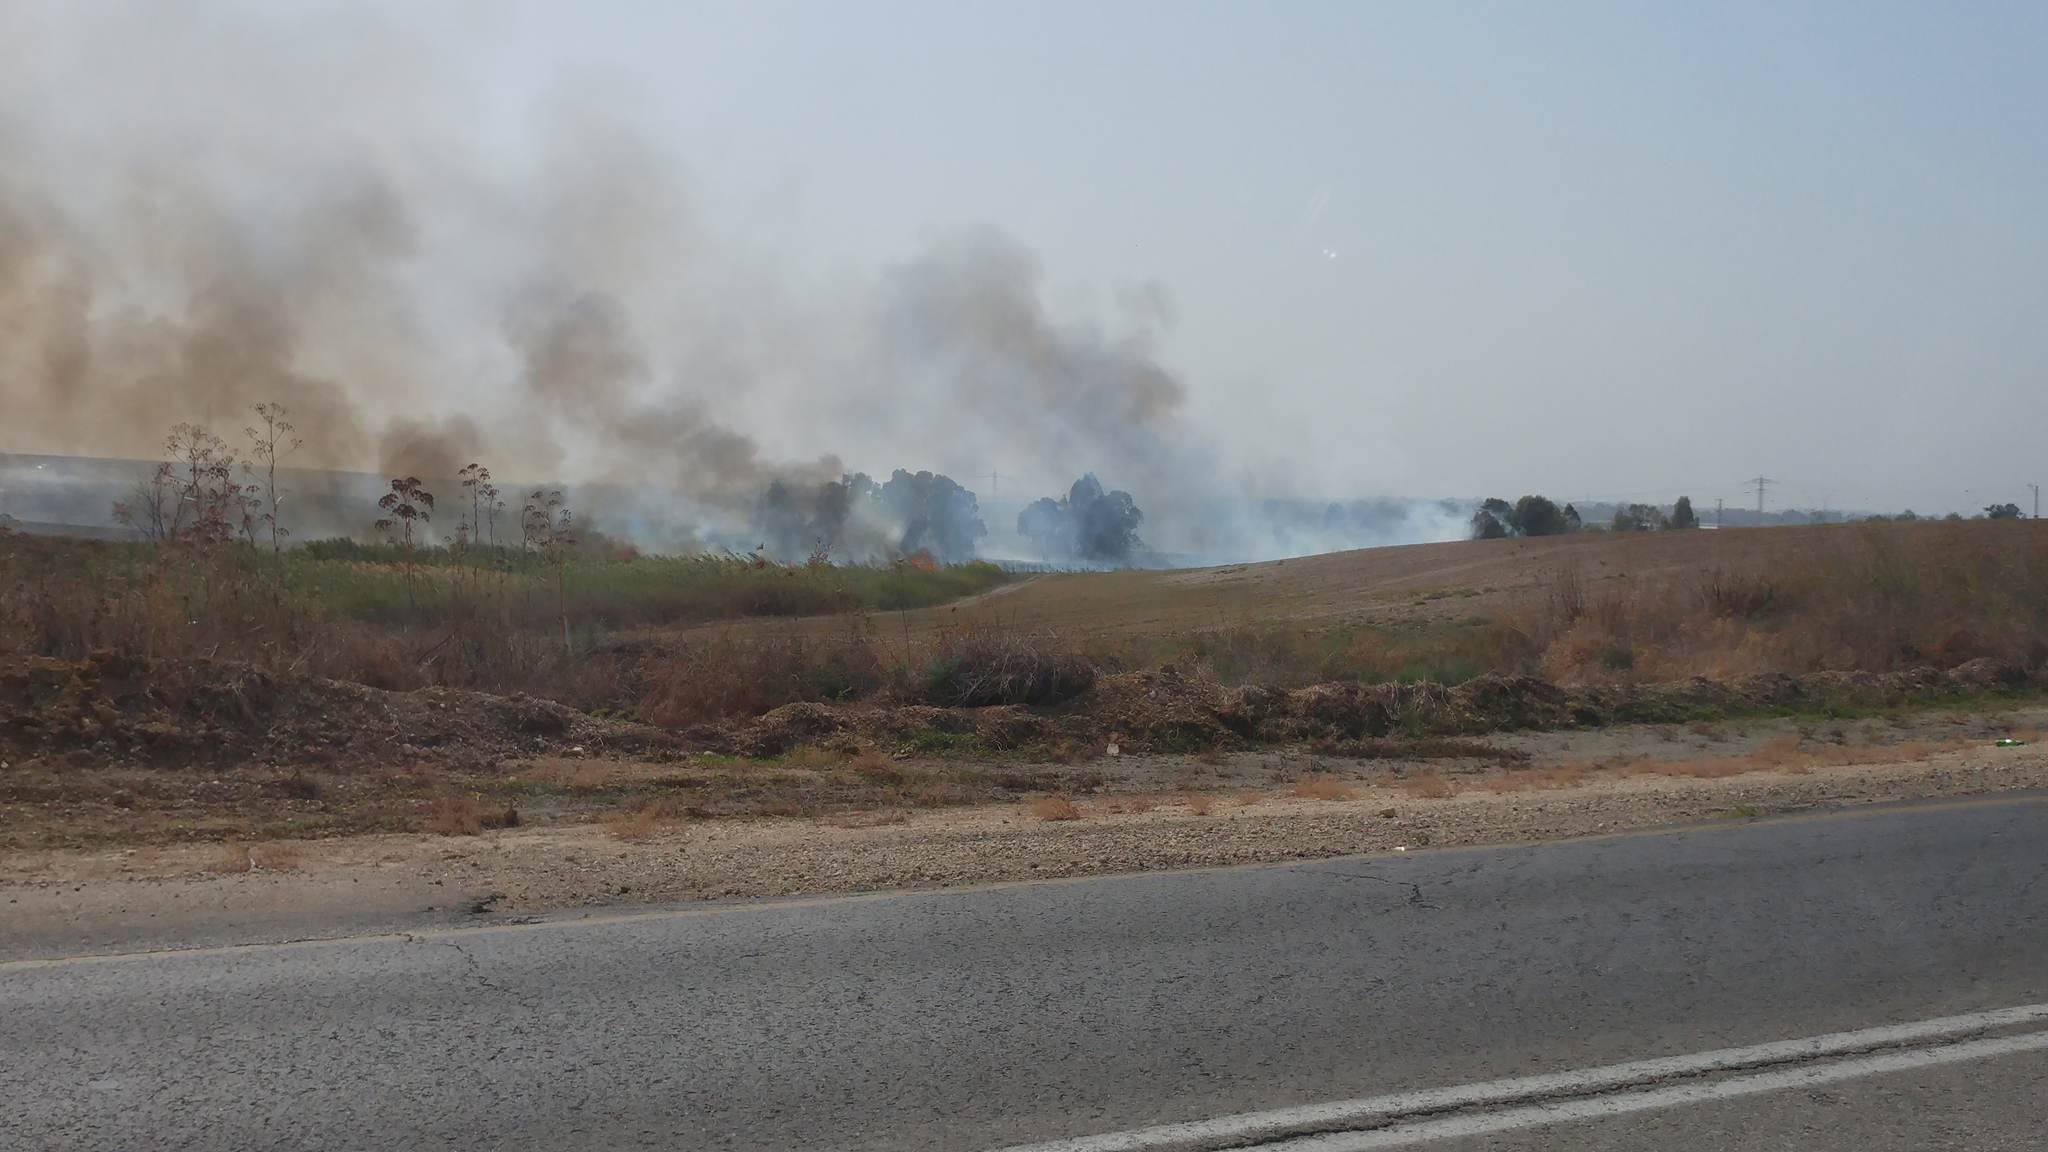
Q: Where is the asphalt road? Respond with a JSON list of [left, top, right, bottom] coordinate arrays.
[[6, 796, 2048, 1150]]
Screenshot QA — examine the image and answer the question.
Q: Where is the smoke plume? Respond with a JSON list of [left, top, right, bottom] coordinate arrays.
[[0, 4, 1460, 562]]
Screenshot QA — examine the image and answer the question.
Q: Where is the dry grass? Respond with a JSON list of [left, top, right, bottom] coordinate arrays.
[[849, 749, 906, 784], [203, 840, 303, 874], [1182, 792, 1217, 816], [9, 522, 2043, 753], [1478, 763, 1592, 793], [604, 797, 686, 840], [782, 745, 851, 771], [1290, 773, 1358, 801], [1403, 773, 1458, 799], [919, 624, 1095, 706], [1029, 794, 1083, 822], [425, 792, 485, 836], [1522, 522, 2048, 682], [822, 808, 912, 829]]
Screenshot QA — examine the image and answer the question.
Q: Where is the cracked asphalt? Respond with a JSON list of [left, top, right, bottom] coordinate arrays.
[[5, 796, 2047, 1150]]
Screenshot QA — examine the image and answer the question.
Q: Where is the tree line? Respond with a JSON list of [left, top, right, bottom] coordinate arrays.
[[1470, 494, 1699, 539]]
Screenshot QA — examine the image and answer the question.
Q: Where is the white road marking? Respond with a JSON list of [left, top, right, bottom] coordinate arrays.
[[1270, 1030, 2048, 1149], [995, 1003, 2048, 1152]]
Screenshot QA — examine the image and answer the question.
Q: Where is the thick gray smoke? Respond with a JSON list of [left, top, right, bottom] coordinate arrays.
[[0, 3, 1462, 562]]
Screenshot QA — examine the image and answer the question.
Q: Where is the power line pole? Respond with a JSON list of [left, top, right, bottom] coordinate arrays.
[[1751, 476, 1774, 522], [1715, 497, 1724, 530], [2032, 483, 2041, 519]]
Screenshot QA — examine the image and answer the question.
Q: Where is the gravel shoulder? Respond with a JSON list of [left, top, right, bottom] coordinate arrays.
[[5, 731, 2043, 961]]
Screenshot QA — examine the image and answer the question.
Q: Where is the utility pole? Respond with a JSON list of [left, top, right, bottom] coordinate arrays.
[[1751, 476, 1774, 522], [1715, 498, 1724, 529], [2032, 483, 2041, 519], [989, 471, 999, 503]]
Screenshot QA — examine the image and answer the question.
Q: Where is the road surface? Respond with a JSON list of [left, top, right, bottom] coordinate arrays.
[[6, 796, 2048, 1150]]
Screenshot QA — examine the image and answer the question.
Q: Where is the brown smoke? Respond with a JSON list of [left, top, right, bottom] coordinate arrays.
[[0, 4, 1224, 552]]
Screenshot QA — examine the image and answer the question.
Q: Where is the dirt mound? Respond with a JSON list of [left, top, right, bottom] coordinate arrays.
[[1, 653, 683, 769]]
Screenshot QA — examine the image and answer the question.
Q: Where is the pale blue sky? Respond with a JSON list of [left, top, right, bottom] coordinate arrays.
[[9, 1, 2046, 515]]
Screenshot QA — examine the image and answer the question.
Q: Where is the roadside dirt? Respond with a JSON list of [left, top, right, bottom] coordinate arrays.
[[6, 713, 2042, 957]]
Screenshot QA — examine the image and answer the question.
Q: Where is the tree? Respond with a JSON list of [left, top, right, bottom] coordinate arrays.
[[1513, 495, 1567, 537], [1018, 496, 1070, 560], [162, 423, 246, 549], [518, 489, 576, 649], [376, 476, 435, 608], [1471, 497, 1513, 540], [879, 470, 986, 563], [111, 466, 177, 542], [243, 402, 301, 561], [1670, 495, 1698, 530], [457, 463, 494, 550], [1612, 503, 1667, 532], [1016, 475, 1145, 563], [1068, 474, 1144, 561], [1471, 495, 1569, 538], [1985, 502, 2023, 520], [1469, 508, 1509, 540]]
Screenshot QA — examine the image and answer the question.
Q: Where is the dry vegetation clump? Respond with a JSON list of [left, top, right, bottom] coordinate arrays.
[[1402, 773, 1458, 799], [1029, 794, 1083, 821], [424, 792, 482, 836], [1477, 763, 1591, 793], [635, 628, 888, 727], [1290, 773, 1358, 801], [918, 624, 1095, 707], [1181, 792, 1216, 816], [605, 797, 686, 840]]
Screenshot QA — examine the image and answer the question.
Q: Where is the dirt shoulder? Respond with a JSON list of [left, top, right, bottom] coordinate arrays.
[[6, 722, 2043, 961]]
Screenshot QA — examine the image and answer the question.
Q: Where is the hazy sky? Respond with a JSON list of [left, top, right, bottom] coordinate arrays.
[[10, 1, 2046, 516]]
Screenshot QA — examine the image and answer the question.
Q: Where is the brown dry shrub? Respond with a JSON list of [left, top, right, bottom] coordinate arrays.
[[850, 749, 906, 784], [637, 630, 885, 727], [1480, 763, 1591, 793], [1403, 773, 1457, 799], [1291, 773, 1357, 801], [782, 745, 849, 771], [1046, 739, 1096, 765], [1182, 792, 1216, 816], [920, 625, 1094, 707], [425, 792, 485, 836], [1030, 794, 1083, 821], [605, 797, 686, 839]]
